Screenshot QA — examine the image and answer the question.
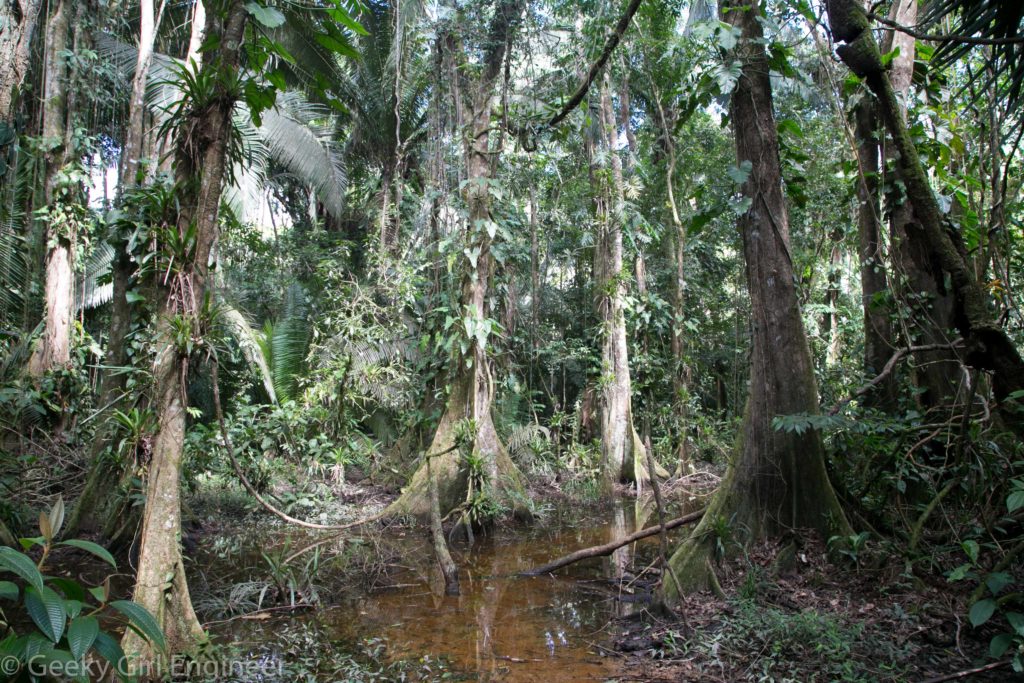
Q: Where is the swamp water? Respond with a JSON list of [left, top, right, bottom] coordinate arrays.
[[211, 498, 672, 682]]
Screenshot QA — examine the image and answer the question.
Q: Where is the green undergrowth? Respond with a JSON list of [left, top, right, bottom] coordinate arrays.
[[695, 599, 911, 681]]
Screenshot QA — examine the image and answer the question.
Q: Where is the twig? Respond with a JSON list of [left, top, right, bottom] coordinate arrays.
[[868, 13, 1024, 46], [201, 603, 313, 628], [919, 659, 1011, 683]]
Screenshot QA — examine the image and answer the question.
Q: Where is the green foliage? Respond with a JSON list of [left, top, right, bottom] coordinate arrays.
[[0, 500, 162, 681]]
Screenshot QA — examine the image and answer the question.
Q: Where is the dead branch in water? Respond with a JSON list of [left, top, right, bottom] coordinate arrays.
[[518, 509, 705, 577]]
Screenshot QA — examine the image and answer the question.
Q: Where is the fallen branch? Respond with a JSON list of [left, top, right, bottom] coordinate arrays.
[[518, 509, 704, 577], [919, 659, 1011, 683], [829, 341, 963, 415]]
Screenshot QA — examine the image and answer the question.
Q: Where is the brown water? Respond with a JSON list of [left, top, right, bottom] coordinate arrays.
[[325, 498, 665, 681], [213, 497, 670, 682]]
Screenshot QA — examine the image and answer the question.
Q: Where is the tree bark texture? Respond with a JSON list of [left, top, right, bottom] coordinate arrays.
[[0, 0, 43, 122], [881, 0, 961, 408], [852, 94, 898, 405], [665, 0, 850, 597], [27, 0, 73, 378], [594, 77, 652, 491]]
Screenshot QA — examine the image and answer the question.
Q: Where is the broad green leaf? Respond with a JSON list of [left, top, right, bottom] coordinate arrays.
[[0, 547, 44, 592], [986, 571, 1014, 596], [961, 540, 979, 564], [47, 577, 87, 603], [39, 511, 52, 540], [244, 2, 286, 28], [24, 586, 67, 643], [727, 161, 752, 185], [1007, 612, 1024, 636], [990, 633, 1014, 658], [63, 599, 83, 620], [58, 540, 116, 569], [327, 6, 368, 35], [946, 564, 971, 582], [91, 632, 131, 678], [24, 632, 54, 660], [1007, 490, 1024, 513], [88, 584, 108, 604], [969, 599, 997, 627], [0, 580, 18, 601], [110, 600, 166, 651], [314, 32, 358, 59], [67, 616, 99, 660], [34, 647, 88, 683]]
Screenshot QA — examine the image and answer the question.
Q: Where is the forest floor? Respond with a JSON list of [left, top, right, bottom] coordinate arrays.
[[51, 472, 1020, 682], [607, 538, 1021, 682]]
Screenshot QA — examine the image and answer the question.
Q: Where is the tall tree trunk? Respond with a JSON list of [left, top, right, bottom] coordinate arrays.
[[0, 0, 43, 122], [824, 234, 842, 366], [386, 0, 527, 520], [852, 94, 897, 405], [67, 0, 165, 536], [594, 75, 656, 491], [881, 0, 960, 408], [665, 0, 850, 597], [122, 0, 160, 185], [652, 91, 692, 475], [827, 0, 1024, 421], [122, 1, 247, 665], [27, 0, 73, 378]]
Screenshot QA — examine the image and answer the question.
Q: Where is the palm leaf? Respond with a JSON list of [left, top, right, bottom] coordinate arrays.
[[218, 298, 278, 404], [75, 242, 116, 312], [269, 284, 310, 402]]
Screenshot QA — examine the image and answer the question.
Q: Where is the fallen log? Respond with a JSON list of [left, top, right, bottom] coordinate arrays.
[[518, 509, 705, 577]]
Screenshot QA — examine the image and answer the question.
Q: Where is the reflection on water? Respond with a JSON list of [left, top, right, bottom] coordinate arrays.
[[210, 498, 676, 681], [323, 499, 661, 681]]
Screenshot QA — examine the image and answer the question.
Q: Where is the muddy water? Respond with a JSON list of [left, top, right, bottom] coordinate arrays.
[[210, 497, 671, 681], [320, 498, 663, 682]]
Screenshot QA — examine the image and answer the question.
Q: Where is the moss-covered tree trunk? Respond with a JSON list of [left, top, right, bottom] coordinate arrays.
[[826, 0, 1024, 420], [881, 0, 960, 408], [122, 1, 247, 666], [664, 0, 850, 598], [386, 0, 527, 520], [27, 0, 73, 378]]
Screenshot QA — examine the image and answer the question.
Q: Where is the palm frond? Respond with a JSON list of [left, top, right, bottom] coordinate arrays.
[[0, 221, 28, 329], [269, 284, 311, 402], [95, 35, 345, 221], [219, 298, 278, 404], [920, 0, 1024, 106], [506, 423, 552, 462], [75, 242, 116, 311], [259, 92, 347, 218]]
